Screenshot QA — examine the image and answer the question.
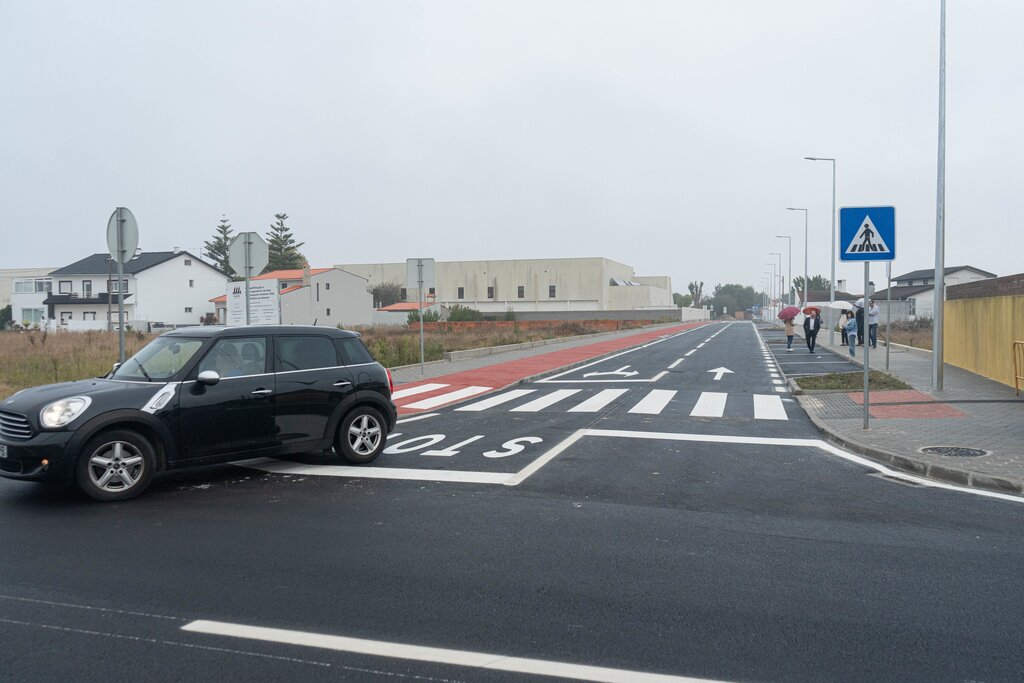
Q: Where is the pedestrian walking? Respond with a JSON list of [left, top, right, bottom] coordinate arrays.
[[803, 311, 821, 353], [844, 311, 858, 357], [784, 318, 795, 351], [839, 309, 849, 345], [855, 304, 865, 346], [867, 298, 880, 349]]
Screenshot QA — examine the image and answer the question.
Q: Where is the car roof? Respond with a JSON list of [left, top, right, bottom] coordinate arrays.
[[161, 325, 361, 339]]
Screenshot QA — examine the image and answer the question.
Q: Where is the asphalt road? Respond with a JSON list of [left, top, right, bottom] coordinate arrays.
[[2, 322, 1022, 682]]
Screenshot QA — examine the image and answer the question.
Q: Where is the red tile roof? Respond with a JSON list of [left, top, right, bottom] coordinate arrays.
[[279, 285, 304, 295], [378, 302, 435, 311], [253, 268, 331, 281], [210, 295, 226, 303]]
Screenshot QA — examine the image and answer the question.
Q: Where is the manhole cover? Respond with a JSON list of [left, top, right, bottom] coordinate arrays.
[[920, 446, 988, 458]]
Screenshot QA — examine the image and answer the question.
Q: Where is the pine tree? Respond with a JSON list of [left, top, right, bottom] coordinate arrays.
[[264, 213, 307, 271], [203, 215, 236, 277]]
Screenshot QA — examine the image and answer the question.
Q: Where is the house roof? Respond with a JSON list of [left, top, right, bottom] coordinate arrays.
[[377, 302, 436, 312], [801, 289, 862, 303], [871, 284, 934, 300], [43, 293, 132, 305], [49, 251, 223, 276], [253, 268, 331, 281], [210, 294, 226, 304], [279, 285, 304, 295], [892, 265, 996, 282]]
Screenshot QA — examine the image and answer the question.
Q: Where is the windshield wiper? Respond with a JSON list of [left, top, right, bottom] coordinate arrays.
[[132, 357, 152, 382]]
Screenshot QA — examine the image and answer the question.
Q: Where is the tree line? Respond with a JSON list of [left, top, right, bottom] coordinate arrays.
[[673, 275, 831, 315]]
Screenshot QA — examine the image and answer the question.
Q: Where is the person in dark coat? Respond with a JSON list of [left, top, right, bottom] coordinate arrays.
[[803, 311, 822, 353], [855, 305, 865, 345]]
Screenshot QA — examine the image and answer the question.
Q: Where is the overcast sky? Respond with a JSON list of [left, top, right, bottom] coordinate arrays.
[[2, 1, 1020, 295]]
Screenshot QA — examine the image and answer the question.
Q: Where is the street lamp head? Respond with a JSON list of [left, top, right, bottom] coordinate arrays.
[[785, 207, 806, 212], [775, 235, 789, 239]]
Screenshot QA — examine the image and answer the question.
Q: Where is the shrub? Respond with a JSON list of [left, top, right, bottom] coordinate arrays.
[[448, 305, 484, 322]]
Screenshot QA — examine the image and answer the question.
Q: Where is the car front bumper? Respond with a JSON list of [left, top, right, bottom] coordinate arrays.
[[0, 431, 76, 482]]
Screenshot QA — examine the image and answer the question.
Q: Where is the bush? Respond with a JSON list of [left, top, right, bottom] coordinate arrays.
[[407, 309, 441, 324], [448, 305, 484, 321]]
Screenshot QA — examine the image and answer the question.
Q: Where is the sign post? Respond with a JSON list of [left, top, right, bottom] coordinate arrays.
[[106, 207, 139, 364], [406, 258, 435, 374], [228, 233, 270, 325], [840, 206, 896, 430]]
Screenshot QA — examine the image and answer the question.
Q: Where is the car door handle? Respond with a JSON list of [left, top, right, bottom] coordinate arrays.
[[251, 389, 273, 396], [334, 381, 352, 387]]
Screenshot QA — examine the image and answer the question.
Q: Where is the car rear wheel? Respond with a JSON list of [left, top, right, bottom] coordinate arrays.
[[335, 407, 386, 464], [76, 429, 156, 501]]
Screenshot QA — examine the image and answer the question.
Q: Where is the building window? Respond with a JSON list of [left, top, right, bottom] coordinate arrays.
[[184, 259, 192, 266], [280, 282, 289, 290], [549, 285, 556, 298], [21, 308, 44, 324], [59, 280, 72, 294], [487, 286, 495, 299], [428, 287, 435, 296], [457, 286, 465, 300], [325, 283, 330, 290], [908, 299, 916, 316], [517, 285, 525, 298], [82, 280, 92, 297], [189, 279, 194, 288], [400, 288, 407, 300], [84, 312, 96, 321], [60, 312, 72, 323], [326, 308, 331, 316], [185, 307, 193, 313]]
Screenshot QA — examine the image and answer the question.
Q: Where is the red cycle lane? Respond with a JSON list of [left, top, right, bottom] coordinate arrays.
[[391, 321, 712, 414]]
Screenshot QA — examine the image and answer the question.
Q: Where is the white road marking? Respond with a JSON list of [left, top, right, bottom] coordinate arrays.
[[753, 394, 788, 420], [181, 620, 723, 683], [396, 413, 439, 424], [696, 343, 706, 348], [456, 389, 536, 412], [235, 458, 513, 485], [628, 389, 677, 415], [668, 358, 685, 369], [404, 386, 491, 410], [391, 383, 448, 400], [538, 326, 705, 382], [774, 386, 789, 393], [771, 379, 784, 385], [568, 389, 630, 412], [511, 389, 582, 412], [684, 349, 696, 357], [689, 392, 727, 418]]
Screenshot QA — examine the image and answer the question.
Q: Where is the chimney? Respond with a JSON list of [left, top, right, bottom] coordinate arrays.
[[302, 265, 311, 286], [172, 246, 180, 254]]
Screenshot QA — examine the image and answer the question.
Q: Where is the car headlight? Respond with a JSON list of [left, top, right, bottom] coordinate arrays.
[[40, 397, 92, 428]]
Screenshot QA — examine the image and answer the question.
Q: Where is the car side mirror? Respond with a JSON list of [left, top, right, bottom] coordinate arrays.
[[112, 362, 121, 371], [197, 370, 221, 386]]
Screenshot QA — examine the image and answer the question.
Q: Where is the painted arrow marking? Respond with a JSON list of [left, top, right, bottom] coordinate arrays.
[[708, 367, 734, 381], [582, 365, 640, 378]]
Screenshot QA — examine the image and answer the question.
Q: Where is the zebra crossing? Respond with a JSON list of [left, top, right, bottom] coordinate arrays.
[[392, 385, 793, 420]]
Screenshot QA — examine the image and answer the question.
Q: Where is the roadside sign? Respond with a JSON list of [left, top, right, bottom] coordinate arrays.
[[106, 207, 139, 263], [405, 258, 435, 291], [228, 232, 269, 277], [226, 280, 280, 325], [840, 206, 895, 261]]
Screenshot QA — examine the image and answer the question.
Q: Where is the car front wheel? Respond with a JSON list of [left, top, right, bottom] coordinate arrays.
[[335, 407, 386, 464], [76, 429, 156, 501]]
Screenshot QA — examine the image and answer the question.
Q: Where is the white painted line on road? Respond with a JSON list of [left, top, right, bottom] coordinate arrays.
[[668, 358, 685, 369], [511, 389, 582, 412], [774, 387, 789, 393], [689, 392, 727, 418], [234, 459, 513, 485], [181, 620, 723, 683], [506, 430, 588, 486], [771, 379, 784, 385], [391, 383, 449, 400], [404, 386, 492, 410], [395, 413, 439, 425], [753, 394, 788, 420], [456, 389, 536, 412], [538, 326, 706, 382], [628, 389, 677, 415], [697, 343, 706, 348], [569, 388, 630, 412], [684, 350, 697, 357]]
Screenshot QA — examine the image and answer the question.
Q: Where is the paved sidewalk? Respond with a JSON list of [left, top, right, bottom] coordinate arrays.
[[776, 323, 1024, 496]]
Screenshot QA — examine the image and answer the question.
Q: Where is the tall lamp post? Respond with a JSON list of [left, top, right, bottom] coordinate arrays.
[[775, 237, 792, 306], [785, 207, 808, 307], [770, 252, 783, 308], [765, 265, 776, 319], [932, 0, 947, 390], [805, 156, 836, 344]]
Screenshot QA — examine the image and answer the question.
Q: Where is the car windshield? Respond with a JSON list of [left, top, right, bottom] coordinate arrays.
[[110, 337, 204, 382]]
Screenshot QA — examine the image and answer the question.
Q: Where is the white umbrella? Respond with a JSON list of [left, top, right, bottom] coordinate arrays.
[[854, 297, 865, 308], [825, 300, 852, 309]]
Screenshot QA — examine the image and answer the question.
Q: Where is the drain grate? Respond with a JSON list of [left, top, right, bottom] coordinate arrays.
[[920, 446, 988, 458]]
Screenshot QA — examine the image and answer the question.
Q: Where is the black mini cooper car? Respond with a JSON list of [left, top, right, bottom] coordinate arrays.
[[0, 326, 397, 501]]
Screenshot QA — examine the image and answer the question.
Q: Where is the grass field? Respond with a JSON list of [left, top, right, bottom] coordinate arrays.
[[0, 321, 642, 402]]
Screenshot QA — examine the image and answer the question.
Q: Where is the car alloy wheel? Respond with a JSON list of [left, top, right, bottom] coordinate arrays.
[[76, 429, 156, 501], [337, 407, 386, 464]]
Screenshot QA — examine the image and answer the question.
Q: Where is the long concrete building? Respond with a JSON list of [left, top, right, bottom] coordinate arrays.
[[336, 257, 676, 315]]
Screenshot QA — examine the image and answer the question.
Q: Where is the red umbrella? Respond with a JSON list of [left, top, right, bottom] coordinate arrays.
[[803, 306, 821, 315], [777, 306, 801, 321]]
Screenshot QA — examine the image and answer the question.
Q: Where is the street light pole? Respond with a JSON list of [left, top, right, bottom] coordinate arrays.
[[765, 265, 776, 318], [786, 207, 808, 307], [932, 0, 947, 390], [805, 156, 836, 344], [775, 237, 792, 306], [770, 252, 783, 308]]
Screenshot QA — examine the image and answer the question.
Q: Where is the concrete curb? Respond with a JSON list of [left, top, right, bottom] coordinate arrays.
[[796, 394, 1024, 497]]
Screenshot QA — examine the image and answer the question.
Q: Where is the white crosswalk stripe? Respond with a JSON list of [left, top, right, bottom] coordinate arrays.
[[628, 389, 677, 414], [391, 383, 449, 400], [568, 388, 629, 412], [510, 389, 582, 412], [456, 389, 536, 412], [403, 386, 491, 410], [753, 394, 788, 420], [689, 391, 727, 417]]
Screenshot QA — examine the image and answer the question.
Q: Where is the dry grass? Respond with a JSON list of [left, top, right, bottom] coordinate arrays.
[[881, 320, 934, 350], [0, 321, 644, 402], [0, 329, 154, 402]]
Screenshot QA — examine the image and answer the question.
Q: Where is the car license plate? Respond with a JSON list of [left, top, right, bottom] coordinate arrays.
[[0, 444, 7, 459]]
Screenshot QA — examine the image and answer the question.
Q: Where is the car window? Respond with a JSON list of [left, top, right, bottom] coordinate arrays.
[[196, 337, 267, 377], [336, 337, 375, 365], [277, 336, 339, 371], [111, 337, 204, 381]]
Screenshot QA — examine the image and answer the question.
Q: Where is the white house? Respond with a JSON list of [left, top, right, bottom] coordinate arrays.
[[874, 265, 997, 319], [247, 267, 375, 327], [43, 250, 228, 329], [7, 270, 55, 326]]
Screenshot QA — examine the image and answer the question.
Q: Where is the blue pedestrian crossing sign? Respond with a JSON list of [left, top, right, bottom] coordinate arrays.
[[840, 206, 895, 261]]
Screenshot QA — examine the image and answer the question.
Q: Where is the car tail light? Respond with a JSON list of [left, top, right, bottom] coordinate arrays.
[[386, 368, 394, 396]]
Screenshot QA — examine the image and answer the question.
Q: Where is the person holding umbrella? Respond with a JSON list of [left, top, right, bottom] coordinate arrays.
[[777, 306, 800, 352], [803, 307, 822, 353]]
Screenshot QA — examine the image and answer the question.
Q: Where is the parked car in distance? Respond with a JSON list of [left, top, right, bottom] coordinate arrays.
[[0, 326, 397, 501]]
